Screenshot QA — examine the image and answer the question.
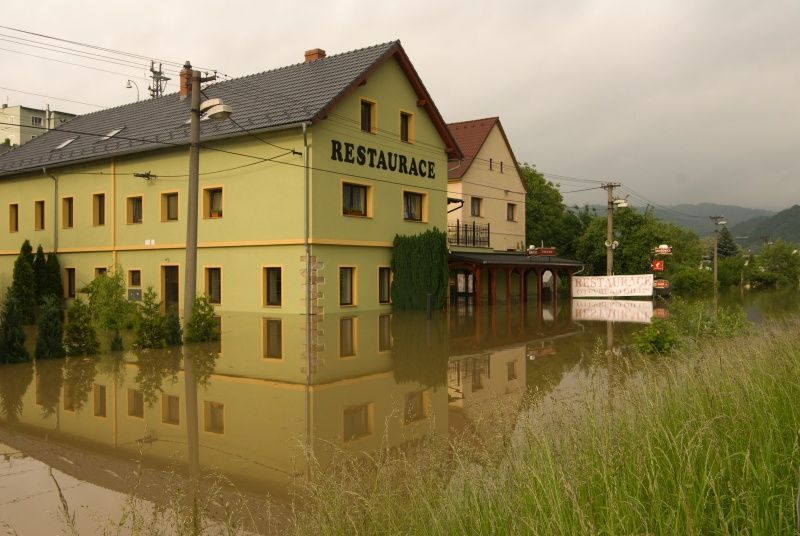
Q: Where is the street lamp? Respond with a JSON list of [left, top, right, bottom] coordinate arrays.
[[125, 80, 140, 101], [710, 215, 727, 291], [183, 64, 232, 323]]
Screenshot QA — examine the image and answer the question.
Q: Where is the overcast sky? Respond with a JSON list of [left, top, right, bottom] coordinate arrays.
[[2, 0, 798, 210]]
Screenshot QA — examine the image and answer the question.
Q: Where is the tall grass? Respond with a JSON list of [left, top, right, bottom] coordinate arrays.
[[292, 321, 800, 535]]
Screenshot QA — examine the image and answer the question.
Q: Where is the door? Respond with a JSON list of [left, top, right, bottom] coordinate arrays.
[[162, 265, 180, 312]]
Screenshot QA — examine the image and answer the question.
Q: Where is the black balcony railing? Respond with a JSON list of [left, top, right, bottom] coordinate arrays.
[[448, 219, 490, 248]]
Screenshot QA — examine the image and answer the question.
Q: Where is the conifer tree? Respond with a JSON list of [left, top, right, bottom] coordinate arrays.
[[33, 245, 48, 303], [0, 291, 29, 363], [63, 298, 100, 356], [164, 307, 183, 347], [11, 241, 37, 324], [35, 295, 65, 359], [136, 287, 166, 349], [716, 226, 740, 259], [184, 295, 220, 343], [45, 253, 64, 305]]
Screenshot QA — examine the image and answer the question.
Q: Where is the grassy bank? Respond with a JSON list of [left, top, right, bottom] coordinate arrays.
[[292, 322, 800, 535]]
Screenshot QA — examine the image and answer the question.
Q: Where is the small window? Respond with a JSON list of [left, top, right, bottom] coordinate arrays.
[[507, 361, 517, 381], [400, 112, 413, 143], [379, 314, 392, 351], [54, 137, 76, 150], [9, 204, 18, 232], [403, 191, 424, 222], [93, 194, 106, 226], [404, 391, 426, 423], [471, 197, 482, 217], [264, 267, 282, 306], [262, 318, 282, 359], [378, 267, 391, 304], [204, 187, 223, 218], [100, 128, 122, 141], [127, 196, 143, 224], [65, 268, 76, 298], [204, 401, 225, 434], [162, 394, 180, 425], [93, 384, 107, 418], [342, 183, 368, 217], [339, 267, 355, 306], [128, 389, 144, 418], [162, 192, 179, 221], [360, 99, 375, 133], [34, 200, 45, 230], [129, 270, 142, 287], [507, 203, 517, 222], [340, 316, 356, 357], [95, 267, 107, 278], [62, 197, 74, 229], [205, 268, 221, 304], [31, 116, 43, 126], [343, 404, 371, 441]]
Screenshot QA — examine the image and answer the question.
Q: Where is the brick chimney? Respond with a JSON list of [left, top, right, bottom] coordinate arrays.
[[304, 48, 326, 63], [179, 61, 193, 97]]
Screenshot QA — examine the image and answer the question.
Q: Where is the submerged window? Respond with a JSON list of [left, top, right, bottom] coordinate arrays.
[[264, 267, 282, 306], [404, 391, 426, 423], [162, 394, 180, 425], [339, 267, 355, 306], [204, 401, 225, 434], [263, 318, 282, 359], [340, 316, 356, 357], [128, 389, 144, 418], [378, 267, 391, 304]]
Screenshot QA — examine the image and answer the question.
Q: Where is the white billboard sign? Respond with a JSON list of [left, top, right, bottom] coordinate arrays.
[[572, 274, 654, 298], [572, 299, 653, 323]]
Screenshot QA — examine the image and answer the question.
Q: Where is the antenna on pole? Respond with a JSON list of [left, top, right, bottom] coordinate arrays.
[[148, 61, 171, 98]]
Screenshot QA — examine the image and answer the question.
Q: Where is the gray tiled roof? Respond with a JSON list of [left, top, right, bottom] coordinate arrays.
[[0, 41, 400, 177]]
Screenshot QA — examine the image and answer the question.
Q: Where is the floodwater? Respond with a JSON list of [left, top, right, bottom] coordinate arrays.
[[0, 289, 797, 533]]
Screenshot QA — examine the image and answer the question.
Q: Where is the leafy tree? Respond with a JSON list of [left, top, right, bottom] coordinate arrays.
[[84, 268, 134, 351], [184, 295, 220, 343], [136, 287, 166, 349], [718, 256, 746, 288], [11, 241, 37, 324], [63, 297, 100, 356], [716, 226, 740, 259], [33, 245, 48, 303], [35, 295, 65, 359], [748, 240, 800, 288], [63, 356, 98, 412], [0, 291, 29, 363], [44, 252, 64, 304]]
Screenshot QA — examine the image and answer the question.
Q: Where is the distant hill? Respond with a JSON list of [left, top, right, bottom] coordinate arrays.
[[584, 203, 774, 235], [731, 205, 800, 249]]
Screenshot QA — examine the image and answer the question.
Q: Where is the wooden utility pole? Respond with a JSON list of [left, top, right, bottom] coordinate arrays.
[[603, 183, 621, 276]]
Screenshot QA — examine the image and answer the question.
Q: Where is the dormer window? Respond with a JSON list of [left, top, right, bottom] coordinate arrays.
[[55, 138, 76, 150], [100, 128, 122, 141]]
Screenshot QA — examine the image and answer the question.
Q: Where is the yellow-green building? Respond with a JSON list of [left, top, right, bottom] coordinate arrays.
[[0, 41, 460, 315]]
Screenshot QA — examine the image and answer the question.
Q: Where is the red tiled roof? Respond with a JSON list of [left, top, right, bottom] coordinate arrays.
[[447, 117, 498, 179]]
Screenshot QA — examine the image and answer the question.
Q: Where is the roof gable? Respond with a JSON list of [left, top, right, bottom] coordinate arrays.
[[0, 41, 459, 177], [447, 117, 522, 183]]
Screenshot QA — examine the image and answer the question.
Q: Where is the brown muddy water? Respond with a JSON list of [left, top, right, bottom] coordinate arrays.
[[0, 289, 797, 533]]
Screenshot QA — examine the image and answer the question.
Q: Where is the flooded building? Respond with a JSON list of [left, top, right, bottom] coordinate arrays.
[[0, 41, 460, 314]]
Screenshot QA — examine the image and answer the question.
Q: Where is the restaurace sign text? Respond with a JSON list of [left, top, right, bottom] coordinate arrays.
[[330, 139, 436, 179]]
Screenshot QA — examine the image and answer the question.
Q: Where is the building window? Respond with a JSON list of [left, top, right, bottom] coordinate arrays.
[[63, 384, 75, 412], [162, 192, 179, 221], [378, 267, 391, 304], [343, 404, 371, 441], [507, 203, 517, 222], [65, 268, 76, 298], [400, 112, 413, 143], [95, 267, 107, 278], [127, 196, 143, 224], [93, 194, 105, 226], [204, 187, 223, 218], [34, 200, 45, 230], [342, 182, 368, 217], [129, 270, 142, 287], [31, 116, 43, 126], [404, 391, 426, 423], [340, 316, 356, 357], [507, 361, 517, 381], [93, 384, 107, 418], [471, 197, 482, 217], [379, 313, 392, 351], [403, 191, 424, 222], [263, 318, 282, 359], [204, 401, 225, 434], [162, 394, 180, 425], [360, 99, 375, 133], [128, 389, 144, 418], [264, 267, 282, 306], [205, 268, 221, 304], [9, 204, 18, 232], [339, 267, 355, 306], [61, 197, 74, 228]]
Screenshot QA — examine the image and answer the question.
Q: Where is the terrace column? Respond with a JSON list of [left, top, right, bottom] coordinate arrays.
[[506, 267, 512, 304], [489, 267, 497, 306]]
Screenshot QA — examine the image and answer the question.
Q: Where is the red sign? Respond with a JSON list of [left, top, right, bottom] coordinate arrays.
[[654, 308, 670, 319], [653, 279, 670, 289], [535, 247, 557, 256], [652, 260, 664, 272]]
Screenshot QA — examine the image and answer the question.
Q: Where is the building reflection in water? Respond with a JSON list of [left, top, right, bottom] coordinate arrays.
[[0, 302, 586, 499]]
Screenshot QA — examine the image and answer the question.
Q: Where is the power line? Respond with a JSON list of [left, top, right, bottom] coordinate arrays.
[[620, 185, 706, 220], [0, 46, 150, 81], [0, 86, 106, 108], [560, 186, 606, 194]]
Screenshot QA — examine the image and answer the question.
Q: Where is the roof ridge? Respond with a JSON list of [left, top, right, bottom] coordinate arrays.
[[447, 116, 499, 127]]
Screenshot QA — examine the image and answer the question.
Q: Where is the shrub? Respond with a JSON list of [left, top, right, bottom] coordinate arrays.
[[184, 295, 219, 343], [633, 319, 680, 353], [670, 266, 713, 294], [35, 295, 65, 359], [44, 252, 64, 304], [0, 291, 29, 363], [63, 298, 100, 356], [84, 267, 135, 351], [136, 287, 166, 349]]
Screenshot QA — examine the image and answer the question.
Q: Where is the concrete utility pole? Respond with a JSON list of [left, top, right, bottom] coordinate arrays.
[[710, 215, 726, 292], [603, 182, 621, 276]]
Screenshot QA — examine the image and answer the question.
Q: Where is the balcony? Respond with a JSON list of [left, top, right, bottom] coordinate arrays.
[[448, 219, 490, 248]]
